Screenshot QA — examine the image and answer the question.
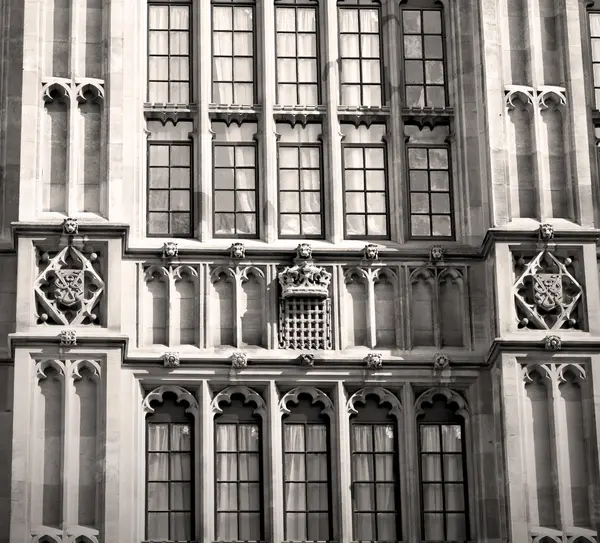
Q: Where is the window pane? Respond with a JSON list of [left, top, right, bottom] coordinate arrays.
[[239, 482, 261, 509], [148, 424, 169, 451], [147, 512, 169, 540], [217, 482, 238, 510], [307, 512, 330, 541], [170, 482, 192, 510], [239, 512, 262, 540], [148, 482, 169, 510], [170, 454, 191, 481], [306, 425, 327, 451], [217, 453, 238, 481], [286, 482, 307, 509], [286, 513, 307, 540], [148, 453, 168, 481], [217, 512, 238, 541], [354, 482, 375, 510], [354, 513, 376, 540], [171, 512, 192, 540]]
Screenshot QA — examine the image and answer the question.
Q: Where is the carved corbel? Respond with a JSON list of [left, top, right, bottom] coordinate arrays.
[[365, 352, 383, 369], [162, 242, 179, 259], [163, 351, 180, 368], [231, 352, 248, 369]]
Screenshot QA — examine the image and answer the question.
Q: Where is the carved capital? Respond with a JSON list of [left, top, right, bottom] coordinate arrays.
[[163, 351, 180, 368], [62, 217, 78, 235], [539, 223, 554, 241], [162, 242, 179, 259], [433, 353, 450, 372], [299, 353, 315, 367], [429, 245, 444, 262], [544, 335, 562, 351], [59, 329, 77, 346], [363, 244, 379, 260], [365, 352, 383, 369], [296, 243, 312, 260], [231, 352, 248, 368], [230, 242, 246, 259]]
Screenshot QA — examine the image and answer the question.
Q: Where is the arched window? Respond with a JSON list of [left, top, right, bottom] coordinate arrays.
[[213, 388, 265, 541], [144, 388, 196, 542], [416, 389, 469, 542], [281, 388, 333, 541], [348, 388, 402, 541]]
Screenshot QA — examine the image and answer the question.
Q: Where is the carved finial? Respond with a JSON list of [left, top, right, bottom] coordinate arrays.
[[299, 353, 315, 367], [363, 244, 379, 260], [365, 352, 383, 369], [162, 242, 178, 259], [429, 245, 444, 262], [163, 352, 180, 368], [59, 329, 77, 346], [230, 242, 246, 259], [231, 352, 248, 369], [433, 353, 450, 372], [62, 217, 78, 235], [296, 243, 312, 260], [539, 223, 554, 241], [544, 335, 562, 351]]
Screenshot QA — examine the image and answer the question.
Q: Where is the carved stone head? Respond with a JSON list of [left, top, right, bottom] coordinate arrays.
[[62, 217, 79, 235], [162, 242, 179, 259], [230, 242, 246, 259], [231, 352, 248, 369], [365, 352, 383, 369], [296, 243, 312, 260], [433, 353, 450, 372], [430, 245, 444, 262], [544, 335, 562, 351], [539, 223, 554, 241], [299, 353, 315, 367], [59, 328, 77, 346], [163, 352, 180, 368], [363, 244, 379, 260]]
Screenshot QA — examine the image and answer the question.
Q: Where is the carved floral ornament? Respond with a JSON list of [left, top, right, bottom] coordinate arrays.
[[514, 250, 583, 330], [231, 352, 248, 368], [35, 245, 105, 325], [365, 352, 383, 369], [163, 351, 180, 368], [59, 329, 77, 346], [278, 261, 332, 299]]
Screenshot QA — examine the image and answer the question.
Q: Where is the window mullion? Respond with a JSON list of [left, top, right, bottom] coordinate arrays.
[[268, 381, 285, 542], [201, 381, 215, 542], [335, 381, 352, 543]]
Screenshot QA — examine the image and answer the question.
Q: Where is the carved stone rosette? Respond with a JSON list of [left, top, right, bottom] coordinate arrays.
[[59, 329, 77, 346], [433, 353, 450, 371], [544, 335, 562, 351], [163, 352, 180, 368], [299, 353, 315, 367], [231, 352, 248, 368], [365, 352, 383, 369]]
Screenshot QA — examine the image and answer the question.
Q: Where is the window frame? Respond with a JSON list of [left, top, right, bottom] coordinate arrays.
[[146, 0, 194, 105], [210, 0, 259, 106], [146, 136, 195, 238], [341, 123, 390, 240]]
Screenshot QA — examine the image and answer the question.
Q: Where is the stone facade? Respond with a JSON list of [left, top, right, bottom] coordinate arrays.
[[2, 0, 600, 543]]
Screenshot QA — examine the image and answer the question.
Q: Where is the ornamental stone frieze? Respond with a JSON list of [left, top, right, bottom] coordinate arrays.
[[514, 249, 583, 330], [34, 244, 105, 326]]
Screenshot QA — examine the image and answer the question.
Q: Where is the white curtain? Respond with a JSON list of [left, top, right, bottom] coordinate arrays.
[[147, 423, 192, 541], [421, 424, 466, 541]]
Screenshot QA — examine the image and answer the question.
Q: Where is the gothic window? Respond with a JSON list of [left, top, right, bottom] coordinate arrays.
[[275, 0, 320, 105], [145, 391, 195, 541], [338, 0, 383, 107], [417, 392, 469, 542], [213, 121, 259, 237], [147, 0, 192, 104], [212, 0, 256, 105], [214, 393, 264, 541], [589, 7, 600, 109], [350, 394, 401, 541], [406, 124, 453, 238], [277, 123, 324, 238], [147, 120, 194, 237], [341, 123, 389, 239], [282, 391, 333, 541]]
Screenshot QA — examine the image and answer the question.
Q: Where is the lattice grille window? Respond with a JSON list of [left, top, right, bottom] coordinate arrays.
[[279, 297, 332, 349]]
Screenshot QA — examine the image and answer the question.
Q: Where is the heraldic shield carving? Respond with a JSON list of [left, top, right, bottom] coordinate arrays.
[[513, 250, 583, 330], [34, 245, 105, 325]]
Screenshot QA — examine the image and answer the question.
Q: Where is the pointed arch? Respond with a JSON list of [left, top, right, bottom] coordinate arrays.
[[414, 387, 469, 420], [279, 386, 334, 418], [347, 387, 402, 419], [35, 359, 66, 381], [142, 384, 199, 417], [211, 385, 266, 418]]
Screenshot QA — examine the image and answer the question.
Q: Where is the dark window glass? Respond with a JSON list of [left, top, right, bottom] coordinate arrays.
[[215, 395, 263, 541], [405, 124, 453, 238], [401, 8, 446, 108], [341, 123, 388, 239], [276, 0, 320, 105], [277, 123, 323, 237], [283, 395, 331, 541], [338, 0, 383, 107], [148, 1, 192, 103], [146, 393, 194, 541], [147, 120, 193, 237], [213, 122, 259, 237], [212, 1, 256, 104], [418, 399, 468, 542], [351, 396, 401, 541]]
